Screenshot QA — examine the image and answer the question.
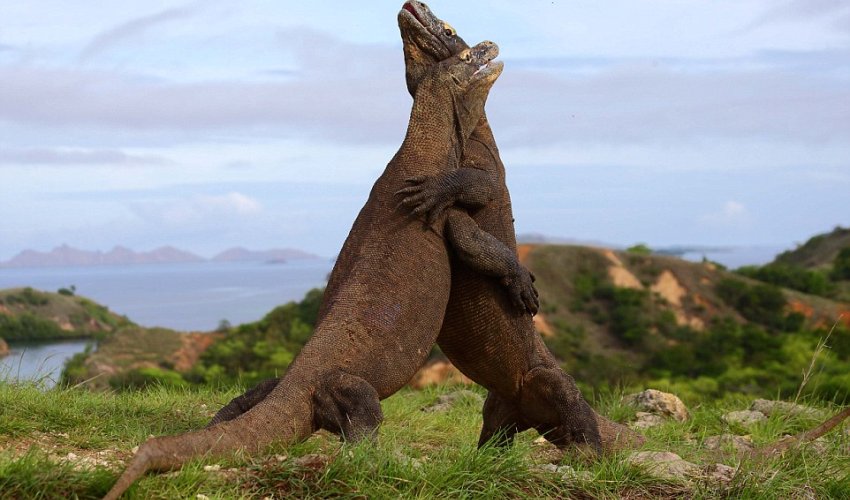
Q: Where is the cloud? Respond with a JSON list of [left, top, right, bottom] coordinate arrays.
[[749, 0, 850, 32], [131, 192, 262, 227], [78, 5, 197, 62], [0, 147, 169, 166], [699, 201, 752, 227], [0, 28, 407, 145]]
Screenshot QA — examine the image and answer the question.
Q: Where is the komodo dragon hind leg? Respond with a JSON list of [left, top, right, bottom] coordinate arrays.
[[207, 378, 279, 427], [520, 367, 602, 453], [312, 370, 384, 442], [478, 391, 527, 448]]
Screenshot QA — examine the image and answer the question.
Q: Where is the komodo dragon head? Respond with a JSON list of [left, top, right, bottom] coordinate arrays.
[[399, 1, 472, 96]]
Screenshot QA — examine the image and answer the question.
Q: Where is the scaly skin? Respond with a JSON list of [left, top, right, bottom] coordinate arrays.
[[103, 43, 507, 500], [397, 1, 637, 452], [399, 1, 850, 454]]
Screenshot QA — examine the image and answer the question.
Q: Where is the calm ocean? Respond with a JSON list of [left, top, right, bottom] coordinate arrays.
[[0, 260, 332, 385]]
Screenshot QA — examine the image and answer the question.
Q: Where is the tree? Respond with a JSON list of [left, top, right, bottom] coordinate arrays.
[[832, 247, 850, 281]]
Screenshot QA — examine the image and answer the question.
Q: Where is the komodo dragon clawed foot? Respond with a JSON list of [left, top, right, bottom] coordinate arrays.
[[478, 367, 602, 453], [312, 370, 384, 442]]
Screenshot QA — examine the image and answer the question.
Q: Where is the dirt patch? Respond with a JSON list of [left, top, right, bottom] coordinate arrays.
[[172, 332, 221, 372], [603, 250, 644, 290], [517, 244, 535, 265], [0, 337, 8, 357], [534, 314, 554, 337], [409, 360, 473, 389], [651, 271, 686, 308], [787, 300, 815, 319]]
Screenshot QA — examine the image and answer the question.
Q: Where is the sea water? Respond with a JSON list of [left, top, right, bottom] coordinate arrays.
[[0, 260, 332, 385]]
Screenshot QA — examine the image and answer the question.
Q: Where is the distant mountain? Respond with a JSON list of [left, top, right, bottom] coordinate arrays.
[[211, 247, 320, 263], [0, 244, 321, 269], [0, 245, 203, 268], [516, 232, 615, 248]]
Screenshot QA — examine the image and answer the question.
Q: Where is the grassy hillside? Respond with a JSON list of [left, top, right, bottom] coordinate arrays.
[[61, 326, 220, 391], [0, 382, 847, 499], [0, 288, 132, 342], [775, 226, 850, 269], [523, 244, 850, 402]]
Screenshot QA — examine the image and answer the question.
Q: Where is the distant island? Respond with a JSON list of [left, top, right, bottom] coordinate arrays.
[[0, 245, 321, 269]]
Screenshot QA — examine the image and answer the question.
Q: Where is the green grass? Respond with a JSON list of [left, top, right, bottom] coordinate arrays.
[[0, 382, 848, 499]]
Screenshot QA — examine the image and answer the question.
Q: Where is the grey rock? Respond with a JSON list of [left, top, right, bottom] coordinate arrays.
[[750, 399, 826, 419], [421, 390, 483, 413], [704, 463, 737, 484], [703, 434, 754, 453], [722, 410, 767, 427], [630, 412, 666, 430], [627, 451, 701, 483], [625, 389, 690, 421]]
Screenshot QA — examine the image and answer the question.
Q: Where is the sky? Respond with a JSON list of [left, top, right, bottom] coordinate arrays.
[[1, 0, 848, 260]]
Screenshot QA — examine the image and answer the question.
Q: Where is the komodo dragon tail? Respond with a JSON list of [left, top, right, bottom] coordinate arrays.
[[750, 406, 850, 458], [103, 382, 313, 500]]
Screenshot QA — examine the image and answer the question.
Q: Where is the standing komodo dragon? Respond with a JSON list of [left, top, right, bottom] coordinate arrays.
[[395, 0, 637, 452], [209, 0, 609, 452], [397, 0, 848, 455], [104, 41, 523, 499]]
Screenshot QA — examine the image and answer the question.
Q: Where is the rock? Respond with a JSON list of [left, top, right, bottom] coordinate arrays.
[[704, 463, 737, 484], [534, 463, 593, 482], [627, 451, 701, 483], [630, 412, 666, 430], [409, 360, 473, 389], [202, 464, 221, 472], [749, 399, 826, 419], [703, 434, 754, 453], [293, 454, 329, 469], [624, 389, 690, 421], [421, 390, 483, 413], [722, 410, 767, 428]]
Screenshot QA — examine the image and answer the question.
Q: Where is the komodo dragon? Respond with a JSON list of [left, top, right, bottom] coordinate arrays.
[[104, 42, 517, 499], [208, 0, 608, 452], [397, 0, 849, 455], [211, 0, 850, 460]]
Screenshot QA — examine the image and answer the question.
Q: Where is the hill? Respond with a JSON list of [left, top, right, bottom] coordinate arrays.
[[0, 288, 132, 342], [62, 327, 221, 390], [211, 246, 320, 263], [774, 226, 850, 269], [521, 244, 850, 401], [0, 245, 204, 268]]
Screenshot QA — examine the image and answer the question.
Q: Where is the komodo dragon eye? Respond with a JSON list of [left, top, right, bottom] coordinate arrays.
[[442, 23, 456, 37]]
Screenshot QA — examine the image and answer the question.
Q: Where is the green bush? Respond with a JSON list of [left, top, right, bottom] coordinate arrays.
[[832, 247, 850, 281], [737, 263, 835, 297]]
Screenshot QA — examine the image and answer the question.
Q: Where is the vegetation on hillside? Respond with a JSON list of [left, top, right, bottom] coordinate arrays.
[[527, 245, 850, 404], [1, 381, 848, 499], [0, 288, 131, 342]]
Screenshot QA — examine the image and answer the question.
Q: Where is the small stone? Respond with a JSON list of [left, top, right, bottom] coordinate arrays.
[[293, 454, 328, 469], [274, 454, 288, 462], [627, 451, 701, 483], [421, 390, 483, 412], [203, 464, 221, 472], [749, 399, 825, 419], [533, 436, 548, 445], [631, 412, 666, 430], [704, 463, 737, 484], [703, 434, 754, 453], [131, 446, 139, 454], [197, 495, 210, 500], [624, 389, 689, 421], [722, 410, 767, 427]]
